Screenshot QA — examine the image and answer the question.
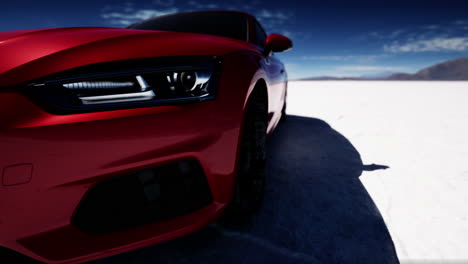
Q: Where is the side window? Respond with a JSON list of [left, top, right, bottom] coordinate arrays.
[[254, 21, 267, 49]]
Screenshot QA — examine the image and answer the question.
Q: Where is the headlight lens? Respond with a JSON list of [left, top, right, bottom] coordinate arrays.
[[26, 56, 220, 114], [62, 69, 212, 105]]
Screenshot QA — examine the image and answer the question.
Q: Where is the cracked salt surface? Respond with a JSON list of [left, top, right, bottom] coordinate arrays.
[[288, 81, 468, 263]]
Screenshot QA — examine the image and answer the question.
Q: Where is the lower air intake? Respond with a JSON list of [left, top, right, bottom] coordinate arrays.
[[0, 247, 41, 264], [72, 160, 212, 234]]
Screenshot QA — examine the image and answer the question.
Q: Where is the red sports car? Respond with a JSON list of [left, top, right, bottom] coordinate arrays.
[[0, 11, 292, 263]]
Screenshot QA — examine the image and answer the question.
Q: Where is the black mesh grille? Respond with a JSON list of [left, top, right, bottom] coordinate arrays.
[[72, 160, 212, 234], [0, 247, 42, 264]]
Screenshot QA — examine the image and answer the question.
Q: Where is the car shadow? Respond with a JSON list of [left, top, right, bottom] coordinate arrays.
[[91, 115, 399, 264]]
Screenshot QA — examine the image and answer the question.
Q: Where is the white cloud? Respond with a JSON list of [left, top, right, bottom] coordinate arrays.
[[367, 20, 468, 43], [335, 65, 409, 72], [257, 9, 289, 20], [153, 0, 175, 7], [389, 29, 406, 38], [384, 37, 468, 53], [187, 1, 219, 9], [255, 9, 293, 31], [367, 29, 406, 40], [102, 5, 113, 12], [454, 20, 468, 25], [101, 8, 179, 26], [281, 31, 295, 39], [300, 55, 383, 63], [423, 25, 440, 30]]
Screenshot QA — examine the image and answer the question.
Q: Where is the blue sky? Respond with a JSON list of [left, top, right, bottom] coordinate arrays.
[[2, 0, 468, 79]]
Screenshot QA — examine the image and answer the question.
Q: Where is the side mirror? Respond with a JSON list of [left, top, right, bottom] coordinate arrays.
[[265, 33, 293, 53]]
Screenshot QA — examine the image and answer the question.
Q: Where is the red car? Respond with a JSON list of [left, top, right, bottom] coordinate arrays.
[[0, 11, 292, 264]]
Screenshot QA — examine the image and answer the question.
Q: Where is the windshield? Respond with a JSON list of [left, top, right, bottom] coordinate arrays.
[[127, 12, 249, 42]]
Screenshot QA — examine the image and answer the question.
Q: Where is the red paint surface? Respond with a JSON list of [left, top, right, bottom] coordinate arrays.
[[266, 33, 293, 52], [0, 25, 289, 263]]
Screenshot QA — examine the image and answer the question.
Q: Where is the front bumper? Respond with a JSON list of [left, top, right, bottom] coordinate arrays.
[[0, 70, 246, 263]]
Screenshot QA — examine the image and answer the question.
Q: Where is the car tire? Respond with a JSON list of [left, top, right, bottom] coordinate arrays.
[[220, 88, 267, 226], [280, 101, 287, 122]]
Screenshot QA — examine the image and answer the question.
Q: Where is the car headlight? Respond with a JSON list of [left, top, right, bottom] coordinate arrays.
[[26, 56, 221, 114]]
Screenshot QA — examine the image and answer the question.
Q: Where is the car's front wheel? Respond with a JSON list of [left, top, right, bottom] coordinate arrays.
[[280, 100, 287, 122], [221, 87, 267, 226]]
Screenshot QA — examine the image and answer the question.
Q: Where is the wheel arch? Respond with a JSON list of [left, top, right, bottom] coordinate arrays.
[[245, 78, 268, 114]]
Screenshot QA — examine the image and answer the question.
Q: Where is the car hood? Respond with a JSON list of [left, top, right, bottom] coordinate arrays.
[[0, 27, 256, 87]]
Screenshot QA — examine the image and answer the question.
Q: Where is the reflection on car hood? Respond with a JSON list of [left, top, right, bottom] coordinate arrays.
[[0, 27, 256, 87]]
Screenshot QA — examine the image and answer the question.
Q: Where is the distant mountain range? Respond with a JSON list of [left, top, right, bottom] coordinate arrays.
[[299, 58, 468, 81]]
